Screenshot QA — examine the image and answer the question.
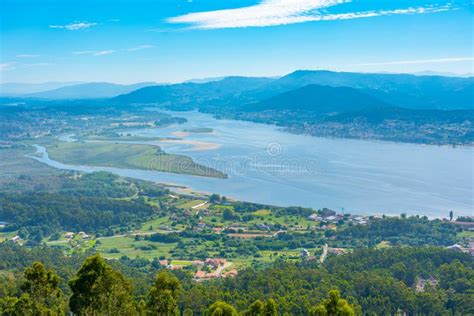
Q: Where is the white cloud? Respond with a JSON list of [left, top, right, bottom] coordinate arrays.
[[167, 0, 453, 29], [93, 50, 115, 56], [72, 51, 95, 55], [72, 45, 154, 56], [16, 54, 40, 58], [22, 62, 52, 67], [0, 62, 16, 71], [127, 45, 155, 51], [72, 50, 115, 56], [167, 0, 345, 29], [350, 57, 474, 67], [50, 22, 97, 31], [311, 5, 452, 22]]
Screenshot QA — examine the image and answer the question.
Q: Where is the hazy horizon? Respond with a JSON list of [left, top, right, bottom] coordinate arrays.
[[2, 68, 473, 86]]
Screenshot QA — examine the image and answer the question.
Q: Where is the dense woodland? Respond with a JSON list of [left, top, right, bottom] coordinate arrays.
[[0, 246, 472, 315]]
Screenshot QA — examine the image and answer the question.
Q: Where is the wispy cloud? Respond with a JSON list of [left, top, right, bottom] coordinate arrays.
[[0, 62, 52, 71], [73, 50, 116, 56], [16, 54, 40, 58], [312, 5, 452, 22], [72, 45, 153, 56], [167, 0, 344, 29], [127, 45, 155, 51], [350, 57, 474, 67], [22, 62, 52, 67], [0, 63, 16, 71], [93, 50, 115, 56], [167, 0, 453, 29], [50, 22, 97, 31]]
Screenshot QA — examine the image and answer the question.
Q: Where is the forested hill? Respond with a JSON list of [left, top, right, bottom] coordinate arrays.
[[264, 70, 474, 110], [113, 76, 273, 107], [244, 84, 390, 114], [113, 70, 474, 111], [0, 245, 472, 315], [26, 82, 158, 100]]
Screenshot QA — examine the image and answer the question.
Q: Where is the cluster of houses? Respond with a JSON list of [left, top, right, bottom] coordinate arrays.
[[307, 209, 372, 226], [446, 243, 474, 256], [192, 258, 238, 281], [300, 246, 350, 261], [64, 231, 91, 239]]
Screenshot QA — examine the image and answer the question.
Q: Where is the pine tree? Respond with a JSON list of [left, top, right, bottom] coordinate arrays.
[[310, 290, 356, 316], [17, 261, 64, 315], [69, 254, 136, 315], [147, 271, 181, 315], [208, 301, 239, 316]]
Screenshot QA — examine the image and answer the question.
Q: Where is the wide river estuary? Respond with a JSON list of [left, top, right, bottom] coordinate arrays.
[[33, 110, 473, 218]]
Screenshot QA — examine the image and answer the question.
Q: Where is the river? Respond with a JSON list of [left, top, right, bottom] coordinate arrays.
[[31, 110, 473, 218]]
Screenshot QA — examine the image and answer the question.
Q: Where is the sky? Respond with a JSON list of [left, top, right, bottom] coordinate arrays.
[[0, 0, 472, 84]]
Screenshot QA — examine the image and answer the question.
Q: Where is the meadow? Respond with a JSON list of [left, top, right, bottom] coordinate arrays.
[[46, 141, 227, 178]]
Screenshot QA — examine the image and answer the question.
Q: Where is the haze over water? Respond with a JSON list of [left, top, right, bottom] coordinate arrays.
[[34, 111, 473, 218]]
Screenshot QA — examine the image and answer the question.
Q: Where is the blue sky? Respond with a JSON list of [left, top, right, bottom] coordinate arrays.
[[0, 0, 472, 83]]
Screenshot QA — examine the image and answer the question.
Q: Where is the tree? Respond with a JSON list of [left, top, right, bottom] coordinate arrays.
[[16, 261, 64, 315], [449, 210, 453, 221], [263, 299, 278, 316], [0, 296, 18, 316], [69, 254, 136, 315], [183, 308, 194, 316], [147, 271, 181, 315], [223, 209, 236, 221], [310, 290, 356, 316], [208, 301, 239, 316], [244, 299, 264, 315], [209, 194, 221, 203]]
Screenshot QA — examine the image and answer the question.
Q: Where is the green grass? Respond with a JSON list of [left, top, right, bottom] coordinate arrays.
[[177, 199, 207, 209], [80, 134, 164, 142], [375, 241, 392, 249], [0, 231, 17, 242], [252, 209, 272, 216], [458, 230, 474, 238], [0, 147, 64, 191], [46, 142, 226, 178], [136, 216, 172, 233], [96, 235, 177, 260]]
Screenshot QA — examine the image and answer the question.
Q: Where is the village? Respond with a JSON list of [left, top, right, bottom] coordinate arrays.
[[4, 191, 472, 283]]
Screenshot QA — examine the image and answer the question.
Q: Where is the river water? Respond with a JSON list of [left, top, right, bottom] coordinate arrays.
[[31, 110, 473, 218]]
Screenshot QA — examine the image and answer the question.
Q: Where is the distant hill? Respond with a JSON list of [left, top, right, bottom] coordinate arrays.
[[27, 82, 159, 99], [114, 70, 474, 111], [0, 82, 84, 96], [114, 76, 274, 108], [245, 84, 389, 114], [411, 71, 473, 77], [184, 76, 229, 84], [266, 70, 474, 110]]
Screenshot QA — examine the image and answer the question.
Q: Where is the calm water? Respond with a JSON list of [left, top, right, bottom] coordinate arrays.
[[32, 111, 473, 218]]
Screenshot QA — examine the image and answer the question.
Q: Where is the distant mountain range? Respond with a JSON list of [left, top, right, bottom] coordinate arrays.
[[114, 76, 273, 108], [25, 82, 159, 99], [113, 70, 474, 111], [0, 82, 84, 96], [4, 70, 473, 110]]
